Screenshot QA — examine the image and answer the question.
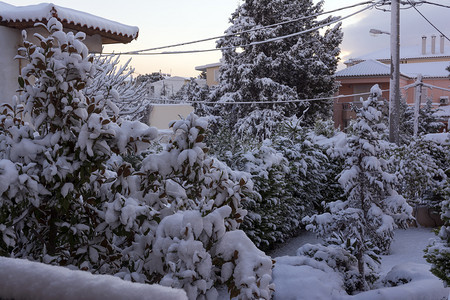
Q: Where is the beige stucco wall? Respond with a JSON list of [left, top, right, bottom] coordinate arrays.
[[147, 104, 194, 129], [0, 26, 22, 105], [206, 66, 220, 86], [0, 25, 104, 105]]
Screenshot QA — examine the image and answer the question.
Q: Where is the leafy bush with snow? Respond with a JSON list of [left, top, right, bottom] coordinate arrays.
[[0, 19, 273, 300], [139, 114, 274, 299]]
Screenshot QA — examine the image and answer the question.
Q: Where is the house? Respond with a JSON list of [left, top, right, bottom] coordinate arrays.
[[0, 1, 139, 104], [149, 76, 190, 99], [334, 36, 450, 130], [195, 62, 221, 86]]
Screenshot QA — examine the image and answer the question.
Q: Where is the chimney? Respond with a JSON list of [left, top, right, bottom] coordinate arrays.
[[440, 35, 445, 54], [422, 35, 427, 54], [431, 35, 436, 54]]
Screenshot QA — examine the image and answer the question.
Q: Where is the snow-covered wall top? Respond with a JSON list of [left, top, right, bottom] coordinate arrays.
[[0, 1, 138, 42], [0, 257, 188, 300]]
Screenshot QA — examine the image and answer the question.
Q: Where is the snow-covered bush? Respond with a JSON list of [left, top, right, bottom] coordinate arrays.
[[303, 85, 413, 292], [207, 117, 340, 250], [297, 243, 360, 293], [139, 113, 274, 299], [0, 19, 273, 300], [273, 118, 331, 215], [231, 140, 293, 249]]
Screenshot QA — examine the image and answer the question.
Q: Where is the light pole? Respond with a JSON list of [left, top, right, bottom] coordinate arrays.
[[390, 0, 401, 145], [368, 3, 401, 145]]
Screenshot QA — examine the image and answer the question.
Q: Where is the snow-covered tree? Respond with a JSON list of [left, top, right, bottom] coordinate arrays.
[[208, 117, 334, 250], [425, 194, 450, 286], [420, 97, 445, 134], [393, 137, 447, 207], [399, 97, 444, 144], [303, 85, 413, 292], [210, 0, 342, 138], [85, 54, 150, 121]]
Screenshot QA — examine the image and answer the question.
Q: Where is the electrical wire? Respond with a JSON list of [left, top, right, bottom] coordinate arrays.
[[406, 0, 450, 42], [116, 1, 375, 55], [421, 1, 450, 9], [103, 1, 380, 56], [151, 90, 390, 105]]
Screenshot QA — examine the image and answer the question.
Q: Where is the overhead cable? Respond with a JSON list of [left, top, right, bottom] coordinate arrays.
[[153, 90, 390, 105], [406, 0, 450, 41], [103, 1, 380, 56], [117, 1, 375, 55]]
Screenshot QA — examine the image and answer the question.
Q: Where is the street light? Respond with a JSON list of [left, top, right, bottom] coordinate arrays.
[[369, 28, 390, 35]]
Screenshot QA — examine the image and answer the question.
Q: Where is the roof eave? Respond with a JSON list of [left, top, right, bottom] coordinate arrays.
[[0, 18, 138, 44]]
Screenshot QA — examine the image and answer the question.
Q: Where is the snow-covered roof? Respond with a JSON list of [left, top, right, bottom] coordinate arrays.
[[399, 61, 450, 78], [195, 62, 221, 72], [335, 60, 395, 77], [0, 1, 139, 44], [336, 60, 449, 79], [345, 44, 450, 64]]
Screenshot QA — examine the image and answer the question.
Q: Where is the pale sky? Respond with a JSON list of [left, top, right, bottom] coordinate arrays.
[[3, 0, 450, 77]]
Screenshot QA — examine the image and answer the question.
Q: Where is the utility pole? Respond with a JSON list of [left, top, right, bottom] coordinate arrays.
[[389, 0, 400, 145]]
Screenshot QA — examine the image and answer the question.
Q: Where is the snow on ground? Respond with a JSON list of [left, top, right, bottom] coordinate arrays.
[[271, 227, 450, 300], [0, 257, 187, 300], [379, 227, 434, 276], [268, 230, 321, 258]]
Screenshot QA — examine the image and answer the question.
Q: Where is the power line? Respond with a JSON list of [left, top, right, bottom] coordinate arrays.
[[421, 1, 450, 9], [154, 90, 390, 105], [117, 1, 375, 55], [406, 0, 450, 42], [103, 1, 380, 56]]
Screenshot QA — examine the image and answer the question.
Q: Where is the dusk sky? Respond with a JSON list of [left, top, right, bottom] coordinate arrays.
[[3, 0, 450, 77]]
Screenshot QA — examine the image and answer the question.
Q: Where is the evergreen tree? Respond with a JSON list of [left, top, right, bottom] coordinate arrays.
[[399, 97, 444, 144], [425, 188, 450, 286], [393, 137, 447, 208], [420, 97, 444, 134], [212, 0, 342, 138], [304, 85, 413, 292]]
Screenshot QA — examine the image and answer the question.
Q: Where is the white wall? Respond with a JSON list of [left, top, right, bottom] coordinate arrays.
[[0, 26, 21, 105], [148, 104, 194, 129]]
